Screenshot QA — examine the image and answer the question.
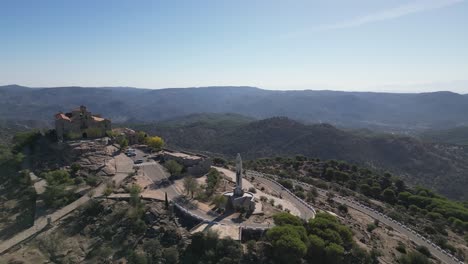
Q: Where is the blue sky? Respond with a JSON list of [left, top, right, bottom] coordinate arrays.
[[1, 0, 467, 92]]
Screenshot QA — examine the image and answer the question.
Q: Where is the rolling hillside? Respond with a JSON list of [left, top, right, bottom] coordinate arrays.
[[3, 85, 468, 131], [130, 116, 468, 200], [420, 126, 468, 145]]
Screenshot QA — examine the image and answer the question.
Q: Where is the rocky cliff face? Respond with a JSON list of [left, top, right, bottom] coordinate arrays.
[[67, 139, 119, 177], [24, 137, 119, 178]]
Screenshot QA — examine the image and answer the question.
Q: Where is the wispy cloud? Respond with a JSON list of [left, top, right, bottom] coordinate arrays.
[[317, 0, 463, 31]]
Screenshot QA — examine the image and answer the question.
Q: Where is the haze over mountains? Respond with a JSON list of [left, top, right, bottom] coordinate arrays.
[[3, 84, 468, 200], [129, 114, 468, 201], [2, 85, 468, 131]]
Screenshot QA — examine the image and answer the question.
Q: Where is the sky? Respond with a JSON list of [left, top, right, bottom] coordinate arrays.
[[1, 0, 468, 93]]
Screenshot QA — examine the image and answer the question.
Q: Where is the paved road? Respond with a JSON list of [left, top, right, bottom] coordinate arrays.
[[246, 171, 315, 220], [248, 170, 463, 264], [0, 153, 134, 255], [131, 150, 274, 229]]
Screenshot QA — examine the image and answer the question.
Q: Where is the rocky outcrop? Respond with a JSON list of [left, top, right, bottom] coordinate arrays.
[[68, 138, 119, 177]]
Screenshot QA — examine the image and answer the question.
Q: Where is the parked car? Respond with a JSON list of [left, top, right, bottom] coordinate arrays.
[[134, 159, 143, 164]]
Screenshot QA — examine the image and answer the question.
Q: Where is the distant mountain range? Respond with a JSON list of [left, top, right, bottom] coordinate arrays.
[[128, 114, 468, 200], [2, 85, 468, 131]]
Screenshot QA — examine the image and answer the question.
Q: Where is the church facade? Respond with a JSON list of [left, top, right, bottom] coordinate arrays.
[[55, 106, 111, 140]]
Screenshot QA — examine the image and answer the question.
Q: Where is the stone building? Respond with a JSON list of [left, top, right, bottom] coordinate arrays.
[[55, 106, 111, 140], [161, 150, 212, 176], [112, 127, 139, 145]]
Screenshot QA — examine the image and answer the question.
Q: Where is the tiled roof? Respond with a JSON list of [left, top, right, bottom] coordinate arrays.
[[92, 116, 105, 122], [55, 113, 71, 121]]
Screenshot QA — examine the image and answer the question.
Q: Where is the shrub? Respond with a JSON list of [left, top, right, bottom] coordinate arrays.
[[338, 204, 348, 213], [165, 160, 183, 176], [43, 185, 77, 208], [366, 223, 377, 232], [74, 177, 84, 185], [162, 247, 179, 264], [399, 251, 430, 264], [415, 245, 431, 257], [269, 198, 275, 206], [86, 175, 100, 187], [396, 242, 406, 253], [248, 187, 257, 193], [374, 219, 380, 226], [42, 170, 72, 186]]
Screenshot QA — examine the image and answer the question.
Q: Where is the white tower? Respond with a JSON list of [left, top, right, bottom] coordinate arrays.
[[234, 153, 244, 196]]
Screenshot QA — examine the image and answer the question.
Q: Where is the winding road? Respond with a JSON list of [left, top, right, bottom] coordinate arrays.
[[247, 170, 463, 264]]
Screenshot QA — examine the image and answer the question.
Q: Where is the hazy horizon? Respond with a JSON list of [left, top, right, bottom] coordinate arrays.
[[3, 82, 468, 94], [1, 0, 468, 93]]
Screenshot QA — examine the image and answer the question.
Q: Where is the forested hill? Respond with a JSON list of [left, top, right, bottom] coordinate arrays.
[[420, 126, 468, 146], [129, 116, 468, 200], [2, 85, 468, 130]]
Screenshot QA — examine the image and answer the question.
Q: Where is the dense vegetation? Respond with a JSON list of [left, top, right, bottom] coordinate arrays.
[[0, 132, 40, 239], [41, 170, 79, 208], [260, 212, 377, 264], [182, 212, 382, 264], [245, 156, 468, 259], [420, 125, 468, 145]]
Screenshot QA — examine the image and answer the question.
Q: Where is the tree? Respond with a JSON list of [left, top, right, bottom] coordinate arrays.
[[213, 157, 227, 166], [266, 225, 308, 264], [145, 136, 164, 150], [43, 185, 76, 208], [273, 212, 303, 226], [324, 168, 335, 181], [306, 234, 326, 262], [165, 192, 169, 209], [380, 172, 392, 190], [143, 240, 162, 262], [162, 247, 179, 264], [381, 188, 396, 204], [116, 136, 128, 149], [42, 170, 72, 186], [165, 160, 183, 176], [183, 176, 198, 198], [395, 178, 406, 192], [415, 245, 431, 257], [137, 131, 147, 144], [360, 184, 372, 196], [398, 191, 411, 205], [206, 168, 220, 195], [129, 184, 142, 206], [325, 243, 344, 264], [278, 179, 293, 190], [399, 251, 430, 264], [213, 194, 227, 210]]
